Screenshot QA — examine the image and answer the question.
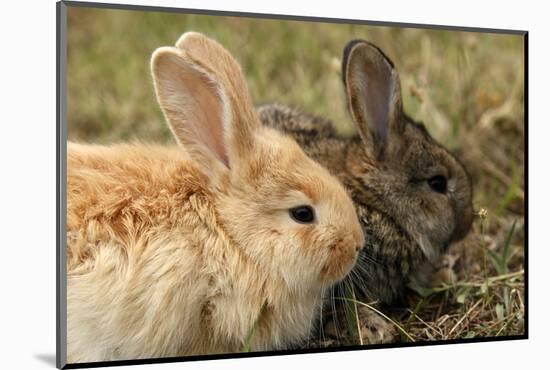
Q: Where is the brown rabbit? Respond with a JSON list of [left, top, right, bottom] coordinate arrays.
[[258, 40, 474, 318], [66, 33, 364, 362]]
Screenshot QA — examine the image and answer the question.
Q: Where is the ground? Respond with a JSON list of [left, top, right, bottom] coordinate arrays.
[[66, 6, 525, 346]]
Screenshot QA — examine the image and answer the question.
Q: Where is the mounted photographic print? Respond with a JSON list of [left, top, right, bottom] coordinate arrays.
[[56, 1, 527, 368]]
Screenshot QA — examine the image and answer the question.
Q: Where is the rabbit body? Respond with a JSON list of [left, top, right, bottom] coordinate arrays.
[[67, 143, 325, 361], [66, 33, 364, 363], [258, 40, 474, 306]]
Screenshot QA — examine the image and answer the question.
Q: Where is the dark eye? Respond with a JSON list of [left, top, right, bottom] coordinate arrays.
[[289, 205, 316, 224], [427, 175, 447, 193]]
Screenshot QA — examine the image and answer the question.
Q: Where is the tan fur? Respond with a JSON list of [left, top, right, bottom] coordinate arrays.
[[67, 33, 364, 363]]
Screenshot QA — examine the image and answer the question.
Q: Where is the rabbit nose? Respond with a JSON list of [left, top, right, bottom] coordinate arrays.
[[355, 243, 362, 252]]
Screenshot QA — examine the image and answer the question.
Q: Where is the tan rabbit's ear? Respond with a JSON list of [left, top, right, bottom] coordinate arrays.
[[342, 40, 404, 158], [151, 43, 259, 172], [175, 32, 260, 159], [175, 31, 204, 52]]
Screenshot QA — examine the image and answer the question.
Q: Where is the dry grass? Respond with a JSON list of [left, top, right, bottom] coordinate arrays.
[[66, 6, 525, 345]]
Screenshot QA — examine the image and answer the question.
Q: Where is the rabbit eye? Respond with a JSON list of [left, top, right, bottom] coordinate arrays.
[[289, 205, 316, 224], [428, 175, 447, 193]]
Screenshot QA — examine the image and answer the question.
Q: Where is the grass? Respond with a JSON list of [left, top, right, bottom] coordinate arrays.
[[67, 7, 525, 345]]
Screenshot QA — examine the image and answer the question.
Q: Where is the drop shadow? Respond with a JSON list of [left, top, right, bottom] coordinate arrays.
[[34, 353, 57, 367]]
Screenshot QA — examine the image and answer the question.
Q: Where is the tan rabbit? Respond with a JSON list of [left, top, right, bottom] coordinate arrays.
[[66, 33, 364, 363]]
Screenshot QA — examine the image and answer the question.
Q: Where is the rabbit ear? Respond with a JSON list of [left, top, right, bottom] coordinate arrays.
[[151, 47, 229, 168], [151, 42, 258, 171], [174, 32, 260, 159], [342, 40, 404, 158], [175, 31, 204, 52]]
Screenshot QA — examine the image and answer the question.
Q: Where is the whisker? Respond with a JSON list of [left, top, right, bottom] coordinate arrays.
[[318, 284, 328, 347]]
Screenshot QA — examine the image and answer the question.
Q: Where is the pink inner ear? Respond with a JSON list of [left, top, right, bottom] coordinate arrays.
[[172, 63, 229, 167], [188, 74, 229, 167]]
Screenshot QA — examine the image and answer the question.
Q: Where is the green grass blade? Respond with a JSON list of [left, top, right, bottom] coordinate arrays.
[[487, 249, 504, 275], [501, 220, 518, 271], [342, 283, 362, 345]]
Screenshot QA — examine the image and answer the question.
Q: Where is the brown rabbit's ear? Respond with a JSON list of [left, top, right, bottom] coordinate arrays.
[[151, 44, 258, 171], [342, 40, 404, 158]]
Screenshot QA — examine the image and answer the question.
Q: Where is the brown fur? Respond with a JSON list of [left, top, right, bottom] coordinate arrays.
[[67, 33, 364, 362], [258, 40, 473, 305]]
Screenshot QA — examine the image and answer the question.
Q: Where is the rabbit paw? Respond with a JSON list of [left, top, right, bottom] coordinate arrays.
[[357, 306, 398, 344]]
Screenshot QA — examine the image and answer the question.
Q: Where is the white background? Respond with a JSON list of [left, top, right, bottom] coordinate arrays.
[[0, 0, 544, 368]]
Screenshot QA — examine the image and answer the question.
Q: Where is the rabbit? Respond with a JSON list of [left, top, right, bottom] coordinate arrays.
[[66, 32, 365, 363], [258, 40, 474, 314]]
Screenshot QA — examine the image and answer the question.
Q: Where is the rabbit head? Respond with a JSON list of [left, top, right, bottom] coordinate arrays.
[[342, 40, 473, 262], [152, 33, 364, 291]]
